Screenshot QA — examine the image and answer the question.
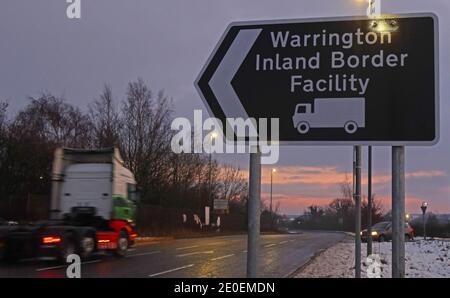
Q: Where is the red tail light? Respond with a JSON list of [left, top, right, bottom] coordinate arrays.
[[42, 236, 62, 244]]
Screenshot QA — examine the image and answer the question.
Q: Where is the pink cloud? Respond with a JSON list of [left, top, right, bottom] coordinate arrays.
[[260, 166, 445, 187], [241, 166, 448, 214]]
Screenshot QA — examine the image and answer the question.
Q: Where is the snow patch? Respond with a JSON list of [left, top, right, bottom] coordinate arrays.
[[296, 239, 450, 278]]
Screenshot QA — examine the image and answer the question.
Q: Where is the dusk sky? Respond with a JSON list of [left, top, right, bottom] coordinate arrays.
[[1, 0, 449, 215]]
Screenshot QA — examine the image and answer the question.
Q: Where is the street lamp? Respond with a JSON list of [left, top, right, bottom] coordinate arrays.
[[208, 132, 218, 225], [270, 168, 276, 212], [421, 202, 428, 240], [270, 168, 276, 229]]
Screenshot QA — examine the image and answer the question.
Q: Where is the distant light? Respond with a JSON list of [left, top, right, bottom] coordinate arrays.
[[371, 231, 378, 236], [422, 202, 428, 207], [211, 132, 218, 139], [272, 168, 277, 173], [39, 176, 44, 180]]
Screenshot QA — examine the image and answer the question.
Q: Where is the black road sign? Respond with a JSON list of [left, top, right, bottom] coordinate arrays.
[[195, 14, 439, 145]]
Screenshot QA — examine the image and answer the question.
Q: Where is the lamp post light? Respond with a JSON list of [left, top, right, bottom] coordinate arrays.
[[421, 202, 428, 240]]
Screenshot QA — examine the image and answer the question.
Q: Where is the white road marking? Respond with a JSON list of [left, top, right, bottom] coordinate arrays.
[[82, 260, 102, 265], [148, 264, 194, 277], [126, 251, 161, 258], [175, 245, 198, 250], [36, 265, 65, 272], [36, 259, 101, 272], [127, 248, 137, 252], [176, 250, 214, 257], [242, 250, 248, 253], [264, 243, 277, 248], [207, 242, 225, 246], [280, 240, 288, 244], [210, 254, 234, 261]]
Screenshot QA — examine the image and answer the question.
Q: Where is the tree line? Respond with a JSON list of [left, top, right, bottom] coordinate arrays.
[[0, 79, 248, 220], [291, 179, 385, 231]]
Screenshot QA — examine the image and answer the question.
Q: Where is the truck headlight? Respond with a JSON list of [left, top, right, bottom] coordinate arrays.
[[371, 231, 378, 236]]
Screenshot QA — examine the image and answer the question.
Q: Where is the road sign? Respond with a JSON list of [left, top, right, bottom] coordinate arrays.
[[195, 14, 439, 145], [213, 199, 228, 210]]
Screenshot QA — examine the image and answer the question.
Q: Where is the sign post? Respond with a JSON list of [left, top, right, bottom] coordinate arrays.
[[367, 146, 373, 256], [392, 146, 405, 278], [354, 146, 362, 278], [247, 147, 261, 278], [367, 0, 381, 17]]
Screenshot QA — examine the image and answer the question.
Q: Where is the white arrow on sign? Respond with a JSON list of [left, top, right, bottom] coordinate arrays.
[[209, 29, 262, 120]]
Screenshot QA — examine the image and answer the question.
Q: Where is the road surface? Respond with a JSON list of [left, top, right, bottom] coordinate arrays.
[[0, 231, 345, 278]]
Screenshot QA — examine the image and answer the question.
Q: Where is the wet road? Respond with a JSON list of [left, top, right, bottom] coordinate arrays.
[[0, 231, 345, 278]]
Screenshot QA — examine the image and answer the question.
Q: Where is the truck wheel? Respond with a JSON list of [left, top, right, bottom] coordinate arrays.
[[80, 236, 95, 260], [115, 231, 128, 257], [344, 121, 358, 134], [60, 235, 76, 263], [297, 122, 310, 134]]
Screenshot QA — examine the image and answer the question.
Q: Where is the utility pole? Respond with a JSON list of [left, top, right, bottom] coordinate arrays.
[[208, 132, 217, 226], [270, 168, 276, 229], [354, 146, 362, 278], [247, 147, 261, 278], [392, 146, 405, 278], [367, 146, 373, 256], [421, 202, 428, 240]]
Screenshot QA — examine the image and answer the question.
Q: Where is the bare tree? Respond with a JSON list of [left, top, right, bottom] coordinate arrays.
[[89, 84, 121, 148], [120, 78, 173, 204], [217, 164, 247, 203], [14, 93, 92, 147], [340, 174, 353, 200], [0, 101, 7, 130]]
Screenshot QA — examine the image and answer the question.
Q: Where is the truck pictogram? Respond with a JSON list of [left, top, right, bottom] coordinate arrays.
[[292, 97, 365, 134]]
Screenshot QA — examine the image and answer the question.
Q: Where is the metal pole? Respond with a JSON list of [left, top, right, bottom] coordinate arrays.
[[270, 170, 273, 215], [423, 212, 426, 240], [354, 146, 362, 278], [367, 146, 373, 256], [209, 147, 212, 204], [247, 147, 261, 278], [270, 170, 273, 229], [392, 146, 405, 278], [208, 147, 213, 225]]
